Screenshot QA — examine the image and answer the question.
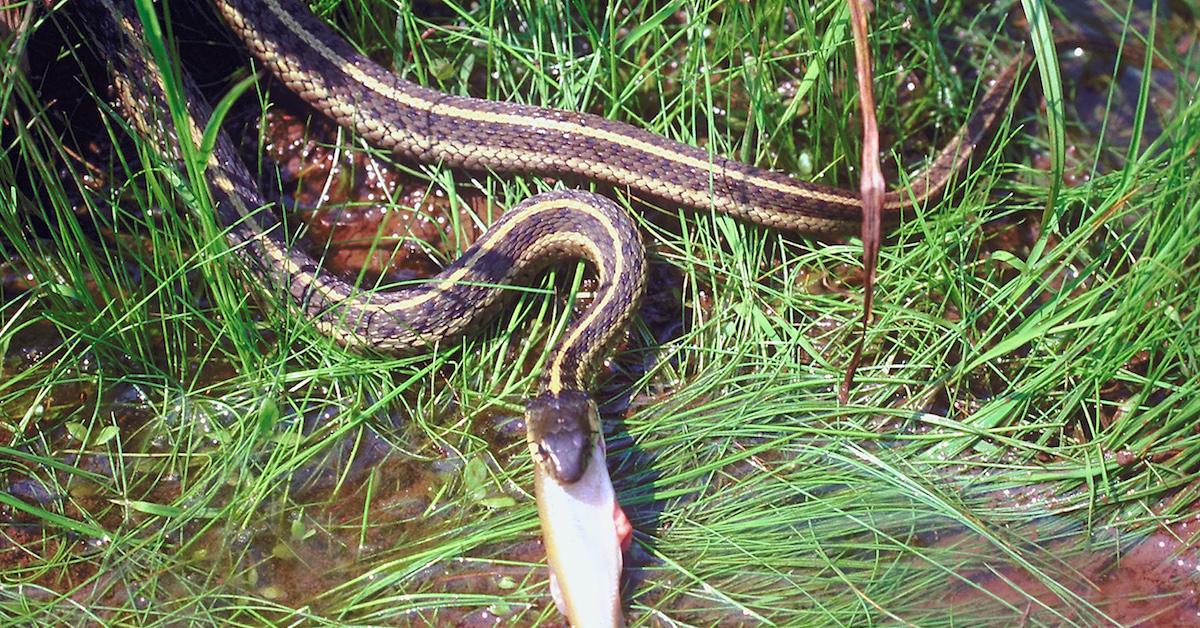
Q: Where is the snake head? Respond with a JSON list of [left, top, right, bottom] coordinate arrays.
[[525, 391, 599, 484]]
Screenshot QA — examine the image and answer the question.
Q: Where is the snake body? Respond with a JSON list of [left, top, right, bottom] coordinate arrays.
[[83, 0, 1024, 488], [85, 0, 647, 485], [204, 0, 1021, 484]]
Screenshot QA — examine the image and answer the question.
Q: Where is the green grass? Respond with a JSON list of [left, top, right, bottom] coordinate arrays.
[[2, 0, 1199, 625]]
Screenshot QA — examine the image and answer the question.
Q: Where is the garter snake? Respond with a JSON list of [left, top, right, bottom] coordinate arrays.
[[207, 0, 1023, 485], [66, 0, 1026, 624], [80, 0, 1021, 500]]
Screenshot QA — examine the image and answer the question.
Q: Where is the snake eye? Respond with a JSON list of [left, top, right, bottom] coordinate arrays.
[[534, 442, 554, 465]]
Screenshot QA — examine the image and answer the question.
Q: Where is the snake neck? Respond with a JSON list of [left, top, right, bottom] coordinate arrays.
[[524, 207, 646, 398]]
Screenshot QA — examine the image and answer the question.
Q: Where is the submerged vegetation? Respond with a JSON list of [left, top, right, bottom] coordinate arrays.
[[2, 0, 1199, 624]]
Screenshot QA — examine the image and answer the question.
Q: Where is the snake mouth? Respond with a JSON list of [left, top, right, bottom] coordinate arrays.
[[525, 390, 600, 484]]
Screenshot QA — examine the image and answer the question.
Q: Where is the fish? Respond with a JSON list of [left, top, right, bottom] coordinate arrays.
[[534, 432, 626, 627]]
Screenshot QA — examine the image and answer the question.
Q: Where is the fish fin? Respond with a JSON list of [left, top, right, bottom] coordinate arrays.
[[614, 502, 632, 553]]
